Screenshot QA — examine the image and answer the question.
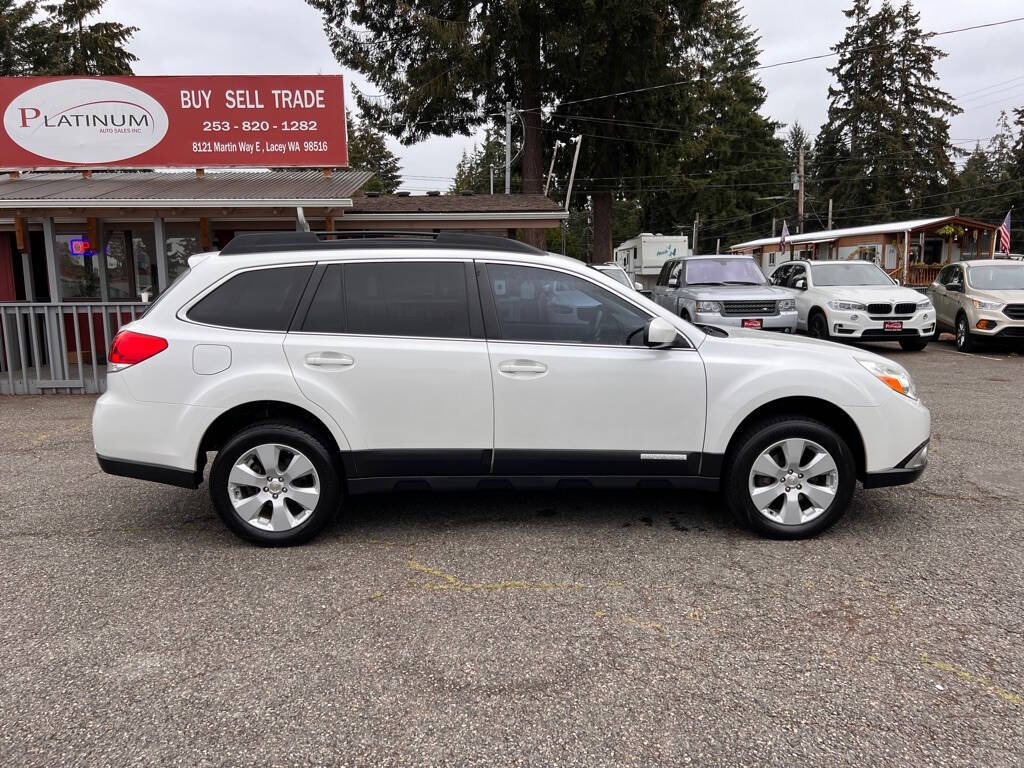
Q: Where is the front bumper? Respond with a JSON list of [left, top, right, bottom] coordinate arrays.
[[862, 439, 929, 489], [965, 306, 1024, 337], [694, 309, 798, 332], [827, 308, 934, 340]]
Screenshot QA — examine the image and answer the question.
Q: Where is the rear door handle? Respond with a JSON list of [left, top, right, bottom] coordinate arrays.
[[498, 359, 547, 375], [305, 352, 354, 368]]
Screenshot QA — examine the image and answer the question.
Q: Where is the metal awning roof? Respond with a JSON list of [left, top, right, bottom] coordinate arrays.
[[0, 170, 372, 208], [731, 215, 997, 251]]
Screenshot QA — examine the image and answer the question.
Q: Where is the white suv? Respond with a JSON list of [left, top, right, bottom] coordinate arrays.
[[93, 232, 930, 546], [769, 259, 935, 351]]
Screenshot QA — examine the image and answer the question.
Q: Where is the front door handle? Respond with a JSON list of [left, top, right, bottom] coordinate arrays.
[[305, 352, 354, 368], [498, 359, 547, 375]]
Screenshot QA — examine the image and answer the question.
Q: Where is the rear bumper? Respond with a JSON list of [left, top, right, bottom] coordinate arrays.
[[96, 454, 203, 489]]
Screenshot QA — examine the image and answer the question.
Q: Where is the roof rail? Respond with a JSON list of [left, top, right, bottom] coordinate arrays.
[[218, 230, 547, 256]]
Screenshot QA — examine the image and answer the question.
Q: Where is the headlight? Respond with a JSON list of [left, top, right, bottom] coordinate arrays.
[[828, 299, 867, 311], [972, 298, 1004, 310], [696, 300, 722, 313], [916, 299, 933, 310], [778, 298, 796, 311], [857, 358, 918, 400]]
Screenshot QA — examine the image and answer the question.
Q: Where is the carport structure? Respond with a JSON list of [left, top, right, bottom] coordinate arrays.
[[730, 215, 1000, 285]]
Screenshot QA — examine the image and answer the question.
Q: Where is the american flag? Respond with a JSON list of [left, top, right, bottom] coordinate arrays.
[[779, 220, 790, 254], [998, 210, 1012, 256]]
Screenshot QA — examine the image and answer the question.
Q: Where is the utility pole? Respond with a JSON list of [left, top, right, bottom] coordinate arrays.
[[827, 198, 833, 230], [489, 166, 494, 195], [563, 135, 582, 212], [504, 101, 512, 195], [715, 238, 720, 255], [772, 216, 776, 238], [543, 141, 561, 196], [692, 212, 700, 254], [797, 147, 805, 235]]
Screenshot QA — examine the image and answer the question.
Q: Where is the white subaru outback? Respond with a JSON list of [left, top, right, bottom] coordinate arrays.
[[92, 232, 930, 546]]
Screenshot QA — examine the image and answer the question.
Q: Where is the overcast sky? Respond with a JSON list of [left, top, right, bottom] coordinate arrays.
[[99, 0, 1024, 191]]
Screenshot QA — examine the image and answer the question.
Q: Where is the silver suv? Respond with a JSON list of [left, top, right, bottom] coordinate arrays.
[[653, 254, 797, 332]]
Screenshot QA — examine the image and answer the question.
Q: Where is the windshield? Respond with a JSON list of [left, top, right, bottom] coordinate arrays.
[[684, 258, 766, 286], [595, 266, 632, 288], [967, 263, 1024, 290], [810, 262, 893, 287]]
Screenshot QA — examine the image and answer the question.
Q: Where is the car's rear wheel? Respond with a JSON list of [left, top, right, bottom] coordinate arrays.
[[899, 338, 928, 351], [955, 313, 977, 353], [724, 416, 856, 539], [808, 310, 831, 341], [210, 421, 340, 546]]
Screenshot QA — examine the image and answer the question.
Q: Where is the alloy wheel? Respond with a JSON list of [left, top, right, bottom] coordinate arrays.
[[747, 438, 839, 526], [227, 443, 321, 532]]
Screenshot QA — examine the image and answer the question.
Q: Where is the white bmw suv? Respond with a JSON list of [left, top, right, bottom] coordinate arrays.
[[93, 232, 930, 546], [769, 259, 935, 350]]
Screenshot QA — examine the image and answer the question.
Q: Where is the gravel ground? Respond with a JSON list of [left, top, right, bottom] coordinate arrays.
[[1, 337, 1022, 767]]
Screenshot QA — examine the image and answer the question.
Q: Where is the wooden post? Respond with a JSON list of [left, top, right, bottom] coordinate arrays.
[[14, 216, 28, 253], [324, 214, 335, 233], [199, 217, 211, 250], [82, 170, 92, 179], [322, 167, 333, 177], [8, 171, 20, 179], [903, 231, 909, 286], [195, 168, 205, 178]]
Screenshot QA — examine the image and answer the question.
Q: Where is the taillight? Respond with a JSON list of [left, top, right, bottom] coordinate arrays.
[[108, 330, 168, 372]]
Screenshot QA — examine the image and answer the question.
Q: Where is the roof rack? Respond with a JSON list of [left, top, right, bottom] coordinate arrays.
[[218, 230, 547, 256]]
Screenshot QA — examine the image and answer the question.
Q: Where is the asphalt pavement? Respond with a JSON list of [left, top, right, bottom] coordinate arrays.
[[1, 336, 1022, 767]]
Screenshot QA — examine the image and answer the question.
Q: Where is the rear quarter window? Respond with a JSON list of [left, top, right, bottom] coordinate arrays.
[[186, 265, 313, 331]]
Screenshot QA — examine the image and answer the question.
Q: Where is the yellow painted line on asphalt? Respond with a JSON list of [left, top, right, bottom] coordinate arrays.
[[407, 559, 583, 592], [919, 652, 1024, 708]]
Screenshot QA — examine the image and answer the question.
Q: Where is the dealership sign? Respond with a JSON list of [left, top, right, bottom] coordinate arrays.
[[0, 75, 347, 169]]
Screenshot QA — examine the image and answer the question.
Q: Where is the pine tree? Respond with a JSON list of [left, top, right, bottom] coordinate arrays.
[[0, 0, 41, 75], [449, 128, 511, 194], [641, 0, 788, 250], [346, 112, 402, 194], [892, 0, 960, 208], [31, 0, 137, 75], [307, 0, 707, 257], [814, 0, 960, 226]]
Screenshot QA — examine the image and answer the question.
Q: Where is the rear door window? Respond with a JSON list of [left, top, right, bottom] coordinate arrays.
[[343, 261, 472, 339], [187, 265, 313, 331]]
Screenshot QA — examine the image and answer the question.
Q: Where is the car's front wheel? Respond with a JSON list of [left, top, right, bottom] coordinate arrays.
[[955, 313, 978, 353], [724, 416, 856, 539], [808, 311, 831, 341], [210, 421, 341, 546]]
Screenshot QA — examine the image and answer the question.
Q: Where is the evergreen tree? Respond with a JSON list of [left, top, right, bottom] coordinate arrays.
[[32, 0, 138, 75], [449, 128, 513, 194], [814, 0, 959, 226], [0, 0, 41, 75], [891, 0, 960, 207], [641, 0, 787, 250], [307, 0, 707, 257], [346, 111, 402, 194]]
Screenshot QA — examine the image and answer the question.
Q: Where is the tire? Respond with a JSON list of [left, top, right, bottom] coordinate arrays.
[[209, 420, 341, 546], [955, 313, 977, 353], [899, 338, 928, 351], [808, 310, 831, 341], [680, 309, 691, 322], [724, 416, 857, 539]]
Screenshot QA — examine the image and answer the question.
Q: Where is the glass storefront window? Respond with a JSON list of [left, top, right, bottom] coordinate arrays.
[[165, 223, 202, 281], [57, 232, 100, 300], [104, 225, 158, 301]]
